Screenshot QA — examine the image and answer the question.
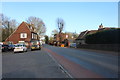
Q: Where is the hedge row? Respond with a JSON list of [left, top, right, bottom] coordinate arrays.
[[85, 29, 120, 44]]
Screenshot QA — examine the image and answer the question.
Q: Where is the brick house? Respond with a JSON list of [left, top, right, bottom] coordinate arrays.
[[53, 33, 69, 46], [5, 21, 39, 46], [54, 33, 68, 42]]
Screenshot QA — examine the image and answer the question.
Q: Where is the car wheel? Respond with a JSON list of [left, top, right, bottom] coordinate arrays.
[[39, 47, 41, 50], [22, 49, 25, 52]]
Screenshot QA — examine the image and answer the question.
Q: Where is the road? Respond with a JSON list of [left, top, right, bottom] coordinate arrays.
[[43, 44, 119, 78], [2, 49, 70, 78], [2, 44, 119, 78]]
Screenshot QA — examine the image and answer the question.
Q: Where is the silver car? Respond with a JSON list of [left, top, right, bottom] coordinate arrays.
[[70, 43, 77, 48], [14, 44, 27, 53]]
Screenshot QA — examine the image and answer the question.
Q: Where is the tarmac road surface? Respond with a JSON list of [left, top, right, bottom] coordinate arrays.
[[2, 49, 70, 78], [43, 44, 119, 78]]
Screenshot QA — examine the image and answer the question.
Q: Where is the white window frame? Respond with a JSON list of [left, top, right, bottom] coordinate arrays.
[[35, 35, 37, 39], [32, 33, 34, 39], [20, 33, 27, 38]]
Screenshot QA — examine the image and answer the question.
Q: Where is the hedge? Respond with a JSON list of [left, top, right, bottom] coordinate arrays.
[[85, 29, 120, 44]]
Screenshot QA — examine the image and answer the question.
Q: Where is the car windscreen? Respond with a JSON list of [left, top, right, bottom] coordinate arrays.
[[32, 45, 38, 47], [9, 45, 15, 47], [15, 45, 24, 47], [2, 45, 9, 47]]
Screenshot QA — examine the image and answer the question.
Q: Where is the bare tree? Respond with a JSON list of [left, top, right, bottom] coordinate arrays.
[[57, 18, 65, 44], [0, 13, 10, 28], [0, 13, 18, 29], [9, 19, 18, 29], [0, 14, 10, 41], [0, 13, 18, 41], [57, 18, 64, 33], [26, 16, 46, 36]]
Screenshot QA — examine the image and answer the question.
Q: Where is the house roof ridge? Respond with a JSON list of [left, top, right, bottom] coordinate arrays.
[[5, 22, 23, 42], [22, 21, 32, 32]]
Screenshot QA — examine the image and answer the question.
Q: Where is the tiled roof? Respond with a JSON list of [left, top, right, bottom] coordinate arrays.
[[76, 30, 97, 40], [23, 22, 37, 33], [87, 30, 97, 35], [76, 24, 117, 40], [76, 30, 88, 39]]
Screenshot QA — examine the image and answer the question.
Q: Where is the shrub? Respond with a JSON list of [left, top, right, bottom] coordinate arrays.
[[85, 29, 120, 44]]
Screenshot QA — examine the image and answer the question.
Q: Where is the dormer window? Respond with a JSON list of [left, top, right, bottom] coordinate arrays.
[[34, 29, 36, 32], [30, 26, 32, 30]]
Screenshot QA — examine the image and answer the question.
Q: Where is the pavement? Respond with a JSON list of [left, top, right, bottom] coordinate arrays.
[[2, 48, 70, 78]]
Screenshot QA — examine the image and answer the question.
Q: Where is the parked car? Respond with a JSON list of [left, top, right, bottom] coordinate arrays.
[[31, 40, 41, 51], [8, 44, 15, 51], [0, 42, 3, 45], [0, 45, 1, 52], [14, 44, 27, 53], [70, 43, 76, 48], [31, 45, 41, 51], [0, 42, 2, 52], [2, 44, 9, 52]]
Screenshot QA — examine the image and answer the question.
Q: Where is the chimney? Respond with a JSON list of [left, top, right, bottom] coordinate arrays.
[[99, 23, 103, 29]]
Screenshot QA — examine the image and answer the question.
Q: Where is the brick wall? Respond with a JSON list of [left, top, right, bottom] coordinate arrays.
[[5, 22, 31, 44]]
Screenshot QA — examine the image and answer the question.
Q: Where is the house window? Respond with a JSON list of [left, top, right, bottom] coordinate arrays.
[[31, 33, 38, 39], [20, 33, 27, 38], [34, 34, 35, 39], [32, 33, 34, 39], [35, 35, 37, 39], [29, 26, 32, 30]]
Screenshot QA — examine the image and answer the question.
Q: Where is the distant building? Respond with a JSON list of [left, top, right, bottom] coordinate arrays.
[[54, 33, 68, 42], [5, 21, 39, 46], [53, 33, 69, 46], [75, 30, 97, 45]]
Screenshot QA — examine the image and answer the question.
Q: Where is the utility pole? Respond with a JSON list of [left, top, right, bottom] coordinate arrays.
[[0, 25, 2, 42], [8, 21, 10, 43], [6, 21, 10, 44]]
